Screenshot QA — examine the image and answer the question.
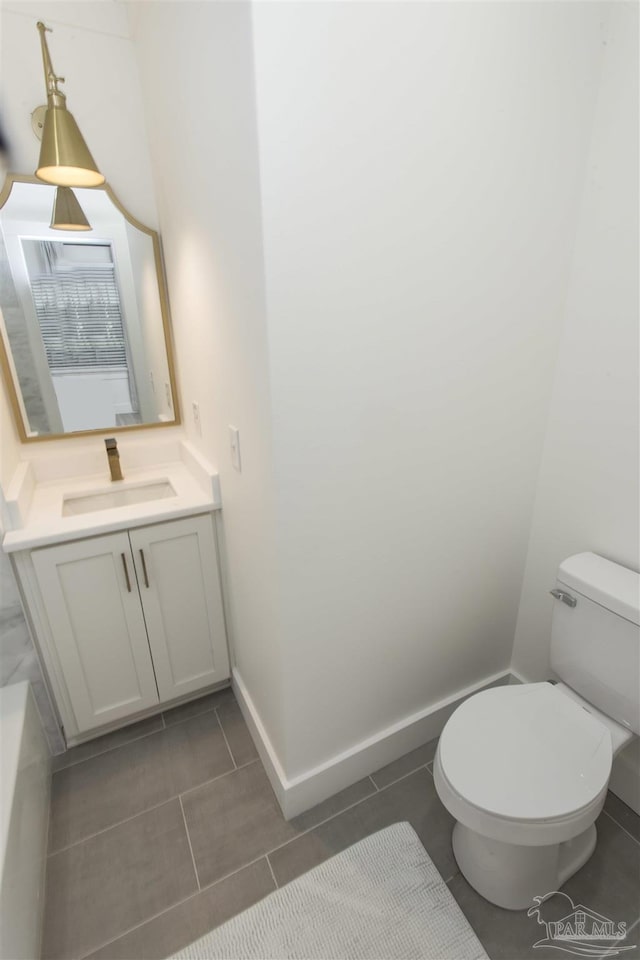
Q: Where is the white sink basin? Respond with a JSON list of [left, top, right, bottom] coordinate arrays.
[[62, 480, 177, 517]]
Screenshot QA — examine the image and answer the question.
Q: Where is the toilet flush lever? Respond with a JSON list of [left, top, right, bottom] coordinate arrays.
[[550, 589, 577, 608]]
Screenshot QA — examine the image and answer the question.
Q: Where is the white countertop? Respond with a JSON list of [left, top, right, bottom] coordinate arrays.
[[2, 441, 222, 553]]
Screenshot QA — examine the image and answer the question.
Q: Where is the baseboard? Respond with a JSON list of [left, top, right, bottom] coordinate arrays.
[[508, 668, 526, 684], [232, 667, 512, 820]]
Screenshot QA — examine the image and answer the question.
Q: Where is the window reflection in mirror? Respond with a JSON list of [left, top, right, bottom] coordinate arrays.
[[0, 176, 179, 440]]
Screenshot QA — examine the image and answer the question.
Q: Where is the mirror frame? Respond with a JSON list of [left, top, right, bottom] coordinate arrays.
[[0, 172, 181, 442]]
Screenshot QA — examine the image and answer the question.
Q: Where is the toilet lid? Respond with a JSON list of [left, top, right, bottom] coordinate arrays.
[[438, 682, 612, 822]]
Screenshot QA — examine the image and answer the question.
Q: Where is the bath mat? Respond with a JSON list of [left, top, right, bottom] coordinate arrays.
[[171, 821, 487, 959]]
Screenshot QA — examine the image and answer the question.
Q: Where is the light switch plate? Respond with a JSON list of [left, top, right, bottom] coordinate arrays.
[[229, 426, 241, 472], [192, 402, 201, 436]]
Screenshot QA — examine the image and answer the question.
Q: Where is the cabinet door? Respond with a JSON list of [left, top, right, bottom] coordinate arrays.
[[31, 533, 159, 732], [130, 515, 230, 702]]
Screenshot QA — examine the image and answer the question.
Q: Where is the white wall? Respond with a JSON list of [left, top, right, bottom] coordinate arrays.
[[251, 1, 607, 777], [512, 2, 639, 808], [129, 2, 286, 760]]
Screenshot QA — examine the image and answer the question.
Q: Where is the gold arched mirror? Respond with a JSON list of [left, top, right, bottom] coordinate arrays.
[[0, 174, 180, 440]]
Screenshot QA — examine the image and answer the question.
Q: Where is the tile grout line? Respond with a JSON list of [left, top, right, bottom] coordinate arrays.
[[265, 853, 279, 889], [51, 712, 640, 960], [180, 759, 257, 802], [179, 795, 202, 891], [52, 723, 166, 773], [53, 692, 233, 773], [49, 720, 441, 958], [601, 808, 640, 848], [78, 888, 202, 960], [50, 741, 437, 863], [66, 753, 446, 958], [156, 691, 233, 730], [48, 796, 176, 859], [78, 854, 277, 959], [79, 762, 439, 957], [171, 757, 638, 907], [192, 853, 277, 899], [96, 758, 432, 913], [257, 761, 444, 868], [214, 707, 237, 769], [48, 760, 259, 858], [261, 774, 423, 862], [370, 760, 434, 793], [55, 700, 436, 812]]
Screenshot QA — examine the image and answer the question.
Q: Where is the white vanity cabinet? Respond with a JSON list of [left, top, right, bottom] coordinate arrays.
[[28, 514, 230, 737]]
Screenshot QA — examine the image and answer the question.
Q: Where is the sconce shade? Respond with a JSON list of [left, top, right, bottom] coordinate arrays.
[[50, 186, 91, 231], [36, 106, 105, 187]]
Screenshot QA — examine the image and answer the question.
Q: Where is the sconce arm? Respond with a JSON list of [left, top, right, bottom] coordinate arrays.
[[36, 21, 66, 106]]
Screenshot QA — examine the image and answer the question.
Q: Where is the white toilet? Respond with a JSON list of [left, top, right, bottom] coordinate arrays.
[[434, 552, 639, 910]]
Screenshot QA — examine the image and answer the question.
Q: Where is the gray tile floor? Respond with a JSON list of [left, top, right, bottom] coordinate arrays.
[[43, 688, 640, 960]]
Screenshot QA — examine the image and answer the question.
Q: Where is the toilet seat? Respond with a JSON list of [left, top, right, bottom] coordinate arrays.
[[435, 682, 612, 845]]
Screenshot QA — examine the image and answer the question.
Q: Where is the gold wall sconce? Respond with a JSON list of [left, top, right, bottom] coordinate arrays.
[[33, 21, 105, 188]]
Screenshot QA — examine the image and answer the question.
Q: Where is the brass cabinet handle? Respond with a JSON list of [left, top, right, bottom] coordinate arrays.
[[121, 553, 132, 593], [139, 549, 150, 588]]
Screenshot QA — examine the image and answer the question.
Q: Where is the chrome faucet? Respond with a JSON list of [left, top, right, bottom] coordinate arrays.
[[105, 438, 123, 482]]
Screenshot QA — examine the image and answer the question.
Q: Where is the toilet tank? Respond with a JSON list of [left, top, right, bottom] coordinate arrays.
[[550, 552, 640, 736]]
